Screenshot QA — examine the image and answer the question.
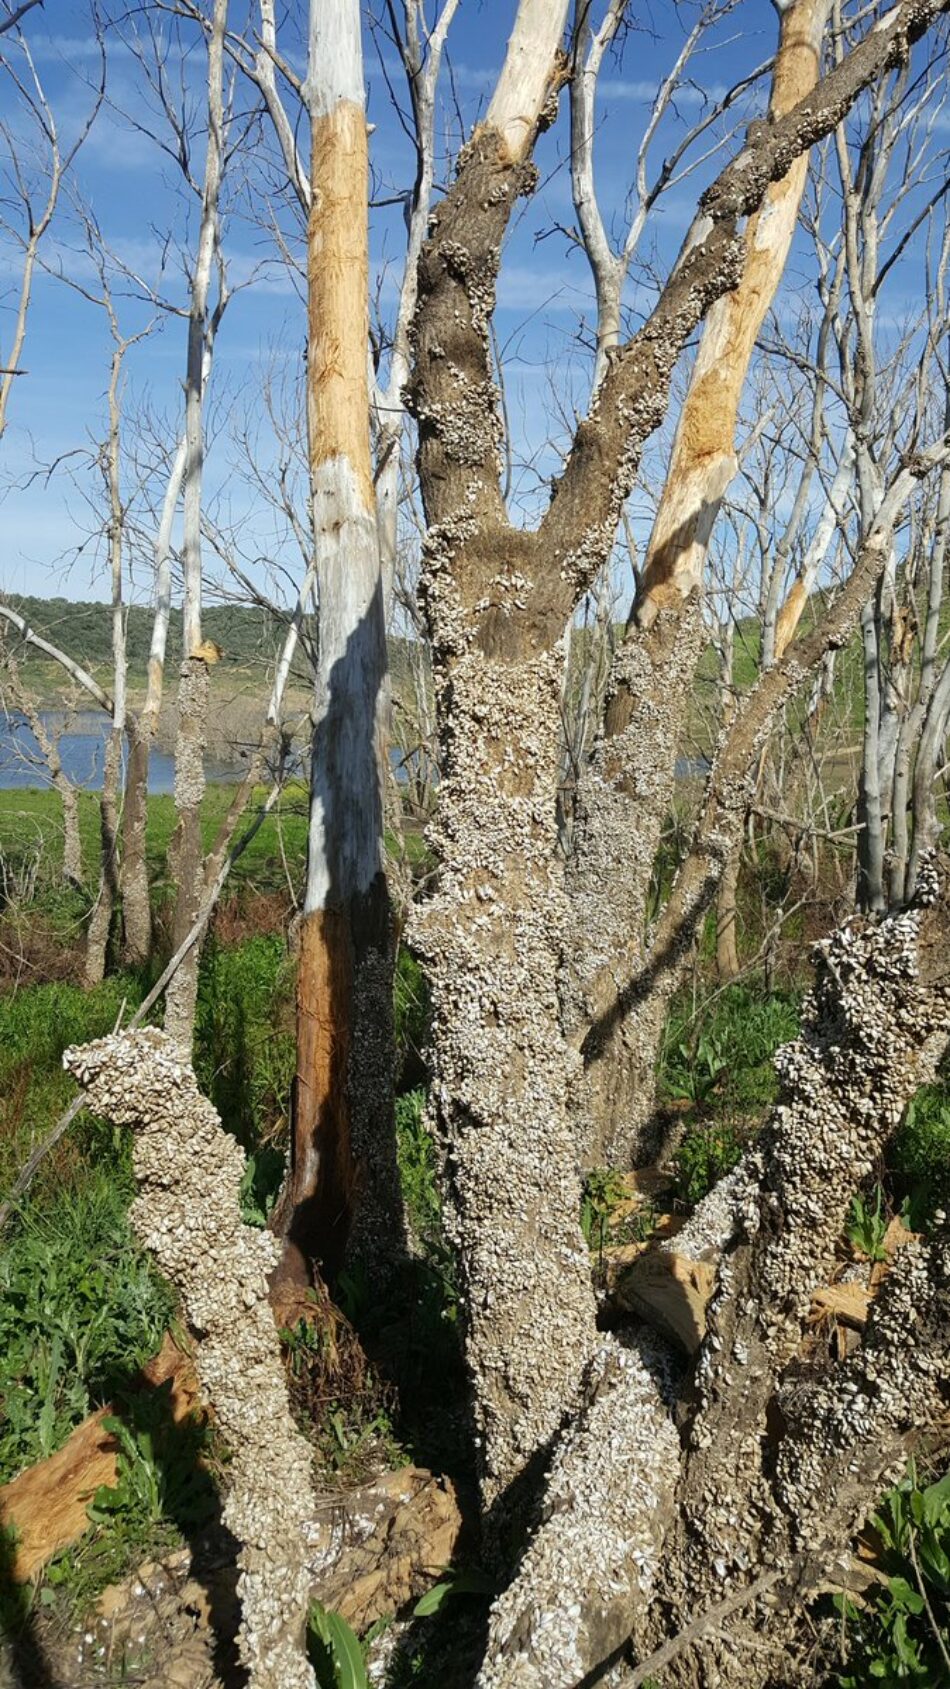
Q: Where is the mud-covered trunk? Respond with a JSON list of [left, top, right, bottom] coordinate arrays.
[[412, 619, 599, 1523]]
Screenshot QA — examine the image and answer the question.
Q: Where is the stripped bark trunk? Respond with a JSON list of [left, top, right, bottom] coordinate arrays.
[[272, 0, 397, 1303], [566, 0, 830, 1167]]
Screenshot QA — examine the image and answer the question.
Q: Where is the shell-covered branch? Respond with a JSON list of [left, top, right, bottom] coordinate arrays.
[[64, 1028, 319, 1689]]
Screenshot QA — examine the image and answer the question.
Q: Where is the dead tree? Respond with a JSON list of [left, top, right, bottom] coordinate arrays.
[[565, 0, 832, 1166], [402, 0, 950, 1531], [65, 1029, 320, 1689], [0, 7, 102, 443]]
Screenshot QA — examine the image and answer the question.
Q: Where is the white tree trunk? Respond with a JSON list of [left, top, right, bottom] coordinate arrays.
[[273, 0, 398, 1303]]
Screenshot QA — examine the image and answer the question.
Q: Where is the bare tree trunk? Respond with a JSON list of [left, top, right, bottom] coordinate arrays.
[[272, 0, 397, 1302], [123, 319, 223, 969], [85, 320, 131, 987], [164, 0, 227, 1052], [5, 690, 84, 888], [84, 730, 121, 987]]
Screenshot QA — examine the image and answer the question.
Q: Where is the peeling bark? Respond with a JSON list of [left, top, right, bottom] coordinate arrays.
[[64, 1029, 318, 1689], [274, 0, 398, 1300]]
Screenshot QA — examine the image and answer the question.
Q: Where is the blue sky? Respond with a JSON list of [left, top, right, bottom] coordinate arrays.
[[0, 1, 944, 609]]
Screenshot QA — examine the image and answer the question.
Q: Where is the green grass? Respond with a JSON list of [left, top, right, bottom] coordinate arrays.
[[193, 932, 296, 1149], [891, 1081, 950, 1223], [0, 1163, 174, 1487], [660, 983, 802, 1119]]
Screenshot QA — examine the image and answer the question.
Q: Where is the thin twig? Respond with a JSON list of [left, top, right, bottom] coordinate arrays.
[[618, 1570, 782, 1687]]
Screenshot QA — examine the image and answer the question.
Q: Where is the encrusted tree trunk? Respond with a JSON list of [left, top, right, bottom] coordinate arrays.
[[565, 0, 830, 1168], [476, 857, 950, 1688], [405, 0, 950, 1522], [272, 0, 397, 1302], [64, 1029, 319, 1689]]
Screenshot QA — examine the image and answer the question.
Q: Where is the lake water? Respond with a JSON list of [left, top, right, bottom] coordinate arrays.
[[0, 711, 240, 795], [0, 710, 707, 796]]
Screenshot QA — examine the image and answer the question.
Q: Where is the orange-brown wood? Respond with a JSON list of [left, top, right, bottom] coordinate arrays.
[[0, 1335, 199, 1582]]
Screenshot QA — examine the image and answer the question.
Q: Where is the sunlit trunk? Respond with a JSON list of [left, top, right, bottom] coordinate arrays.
[[272, 0, 397, 1303]]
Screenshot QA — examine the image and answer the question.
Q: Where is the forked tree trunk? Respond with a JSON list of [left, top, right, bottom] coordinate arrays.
[[406, 0, 950, 1528], [272, 0, 397, 1304], [566, 0, 830, 1167], [478, 861, 950, 1689]]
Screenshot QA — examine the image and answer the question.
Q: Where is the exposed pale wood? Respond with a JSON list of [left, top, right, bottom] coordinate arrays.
[[615, 1250, 716, 1354], [484, 0, 570, 162], [636, 0, 830, 630]]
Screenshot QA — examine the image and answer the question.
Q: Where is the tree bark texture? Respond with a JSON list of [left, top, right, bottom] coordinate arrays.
[[475, 860, 950, 1687], [565, 0, 830, 1167]]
